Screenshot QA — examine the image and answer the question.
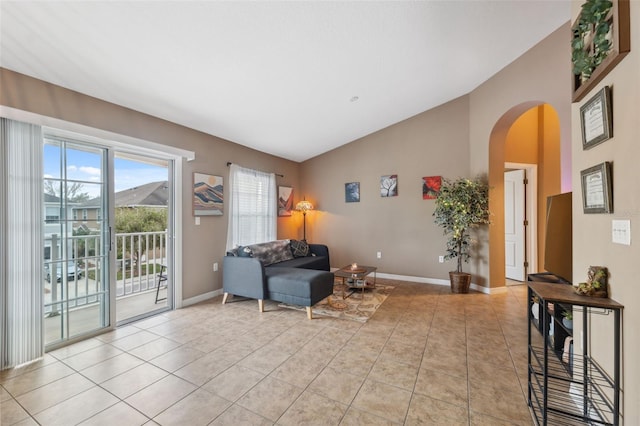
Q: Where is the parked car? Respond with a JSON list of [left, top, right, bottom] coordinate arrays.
[[45, 261, 84, 282]]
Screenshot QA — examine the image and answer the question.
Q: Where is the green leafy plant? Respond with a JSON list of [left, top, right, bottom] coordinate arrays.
[[115, 207, 167, 269], [562, 310, 573, 321], [572, 0, 613, 82], [576, 266, 608, 297], [433, 177, 490, 273]]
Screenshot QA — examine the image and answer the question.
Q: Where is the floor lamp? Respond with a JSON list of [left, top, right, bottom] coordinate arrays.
[[295, 198, 314, 242]]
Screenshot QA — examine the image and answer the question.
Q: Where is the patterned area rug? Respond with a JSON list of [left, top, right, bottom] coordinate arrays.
[[278, 283, 394, 322]]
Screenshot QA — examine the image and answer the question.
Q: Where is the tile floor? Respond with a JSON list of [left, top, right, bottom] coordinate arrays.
[[1, 279, 534, 425]]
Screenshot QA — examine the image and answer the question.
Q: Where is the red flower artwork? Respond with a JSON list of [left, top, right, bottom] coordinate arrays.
[[422, 176, 442, 200]]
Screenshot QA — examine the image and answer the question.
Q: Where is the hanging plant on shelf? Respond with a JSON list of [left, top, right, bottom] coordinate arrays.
[[572, 0, 613, 84]]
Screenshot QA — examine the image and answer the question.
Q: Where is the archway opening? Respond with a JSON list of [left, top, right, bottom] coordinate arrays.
[[488, 102, 564, 288]]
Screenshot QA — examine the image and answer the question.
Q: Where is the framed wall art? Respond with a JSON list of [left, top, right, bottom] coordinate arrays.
[[345, 182, 360, 203], [422, 176, 442, 200], [193, 173, 223, 216], [580, 162, 613, 214], [380, 175, 398, 197], [580, 86, 612, 150], [278, 186, 294, 216]]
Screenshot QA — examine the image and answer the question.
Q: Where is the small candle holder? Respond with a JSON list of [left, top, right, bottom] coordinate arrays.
[[351, 262, 358, 270]]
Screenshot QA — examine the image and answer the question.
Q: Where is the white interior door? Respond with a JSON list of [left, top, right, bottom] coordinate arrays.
[[505, 169, 526, 281]]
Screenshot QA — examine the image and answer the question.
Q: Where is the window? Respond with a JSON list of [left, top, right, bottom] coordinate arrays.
[[45, 206, 60, 223], [73, 209, 78, 220], [226, 164, 277, 249], [82, 209, 87, 220]]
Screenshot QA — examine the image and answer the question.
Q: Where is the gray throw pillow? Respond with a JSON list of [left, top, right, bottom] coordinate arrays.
[[237, 246, 253, 257], [290, 239, 310, 257]]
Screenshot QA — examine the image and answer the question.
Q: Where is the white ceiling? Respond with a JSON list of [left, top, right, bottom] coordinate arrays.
[[0, 1, 570, 162]]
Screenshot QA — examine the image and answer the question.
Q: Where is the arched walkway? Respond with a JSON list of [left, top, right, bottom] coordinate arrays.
[[488, 102, 563, 288]]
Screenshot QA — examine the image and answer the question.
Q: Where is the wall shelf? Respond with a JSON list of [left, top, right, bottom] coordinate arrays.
[[527, 281, 623, 425]]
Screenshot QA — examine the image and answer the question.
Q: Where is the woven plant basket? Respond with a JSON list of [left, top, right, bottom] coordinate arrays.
[[449, 272, 471, 294]]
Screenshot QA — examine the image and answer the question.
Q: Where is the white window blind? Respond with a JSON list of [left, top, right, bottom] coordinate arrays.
[[226, 164, 276, 250], [1, 118, 44, 370]]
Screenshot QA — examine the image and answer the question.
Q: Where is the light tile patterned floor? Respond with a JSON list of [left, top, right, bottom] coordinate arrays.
[[0, 279, 534, 425]]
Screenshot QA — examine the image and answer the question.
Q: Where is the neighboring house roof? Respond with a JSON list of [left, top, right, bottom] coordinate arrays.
[[44, 193, 61, 203], [73, 181, 169, 209], [44, 193, 80, 207], [116, 180, 168, 207]]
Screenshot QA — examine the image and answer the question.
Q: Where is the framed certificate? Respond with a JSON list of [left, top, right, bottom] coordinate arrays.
[[580, 86, 612, 150], [580, 162, 613, 214]]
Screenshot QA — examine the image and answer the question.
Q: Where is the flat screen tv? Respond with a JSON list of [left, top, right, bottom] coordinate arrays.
[[544, 192, 572, 283]]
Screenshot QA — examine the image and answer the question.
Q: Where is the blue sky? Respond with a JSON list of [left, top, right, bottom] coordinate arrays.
[[44, 144, 168, 197]]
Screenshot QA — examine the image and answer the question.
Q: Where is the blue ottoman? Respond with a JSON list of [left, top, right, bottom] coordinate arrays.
[[265, 267, 334, 319]]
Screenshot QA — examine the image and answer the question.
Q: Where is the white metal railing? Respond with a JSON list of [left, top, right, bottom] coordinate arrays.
[[43, 230, 168, 314], [114, 231, 167, 297]]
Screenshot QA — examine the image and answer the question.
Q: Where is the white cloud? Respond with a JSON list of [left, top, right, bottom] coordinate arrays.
[[79, 166, 101, 176]]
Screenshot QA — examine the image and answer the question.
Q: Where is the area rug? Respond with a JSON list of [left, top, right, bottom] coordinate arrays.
[[278, 283, 394, 322]]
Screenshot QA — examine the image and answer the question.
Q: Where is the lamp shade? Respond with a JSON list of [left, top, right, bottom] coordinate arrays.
[[295, 200, 314, 212]]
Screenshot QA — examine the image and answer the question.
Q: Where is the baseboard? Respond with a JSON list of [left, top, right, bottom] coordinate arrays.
[[356, 270, 505, 295], [185, 272, 507, 307], [182, 288, 224, 307]]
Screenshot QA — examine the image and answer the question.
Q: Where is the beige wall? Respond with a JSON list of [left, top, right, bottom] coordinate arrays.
[[470, 23, 572, 288], [301, 24, 572, 288], [570, 1, 640, 422], [505, 107, 539, 164], [0, 68, 301, 300], [301, 96, 470, 279]]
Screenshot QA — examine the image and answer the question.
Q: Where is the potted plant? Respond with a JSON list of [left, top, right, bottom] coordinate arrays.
[[562, 310, 573, 329], [576, 266, 608, 298], [433, 177, 490, 293]]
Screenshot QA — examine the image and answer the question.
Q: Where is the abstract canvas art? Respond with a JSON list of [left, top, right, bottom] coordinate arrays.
[[380, 175, 398, 197], [422, 176, 442, 199], [345, 182, 360, 202], [193, 173, 223, 216]]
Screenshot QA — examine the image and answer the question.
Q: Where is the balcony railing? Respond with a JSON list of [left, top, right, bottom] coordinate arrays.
[[114, 231, 167, 297], [44, 230, 168, 315]]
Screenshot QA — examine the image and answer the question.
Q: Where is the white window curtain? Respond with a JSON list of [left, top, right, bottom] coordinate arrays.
[[0, 118, 44, 370], [226, 164, 277, 250]]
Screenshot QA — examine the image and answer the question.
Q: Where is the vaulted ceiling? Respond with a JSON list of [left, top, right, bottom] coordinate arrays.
[[0, 1, 570, 162]]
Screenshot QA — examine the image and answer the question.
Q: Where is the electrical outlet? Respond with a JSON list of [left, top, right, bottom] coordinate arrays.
[[213, 262, 218, 272], [439, 256, 444, 263], [376, 251, 382, 259]]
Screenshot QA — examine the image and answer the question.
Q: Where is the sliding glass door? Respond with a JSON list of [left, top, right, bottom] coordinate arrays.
[[43, 136, 175, 347], [113, 152, 171, 324], [43, 139, 110, 346]]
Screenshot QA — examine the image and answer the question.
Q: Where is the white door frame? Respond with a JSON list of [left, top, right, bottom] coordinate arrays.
[[505, 162, 538, 277]]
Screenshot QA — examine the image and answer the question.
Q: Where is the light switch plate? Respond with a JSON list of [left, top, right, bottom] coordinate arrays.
[[195, 216, 200, 226], [612, 220, 631, 245]]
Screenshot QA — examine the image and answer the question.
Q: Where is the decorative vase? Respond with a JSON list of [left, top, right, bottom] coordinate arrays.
[[563, 318, 573, 330], [531, 303, 540, 321], [449, 272, 471, 294]]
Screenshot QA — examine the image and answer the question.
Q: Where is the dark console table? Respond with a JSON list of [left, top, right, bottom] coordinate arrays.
[[527, 281, 623, 425]]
